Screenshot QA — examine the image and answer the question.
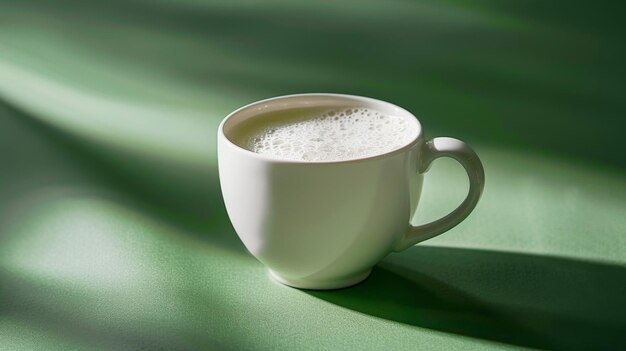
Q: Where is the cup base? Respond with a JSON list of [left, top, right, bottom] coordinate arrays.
[[268, 269, 372, 290]]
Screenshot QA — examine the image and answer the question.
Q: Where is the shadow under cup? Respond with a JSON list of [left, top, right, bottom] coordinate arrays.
[[218, 94, 429, 289]]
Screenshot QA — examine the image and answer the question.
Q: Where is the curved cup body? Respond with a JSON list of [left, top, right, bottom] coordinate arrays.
[[218, 94, 424, 289]]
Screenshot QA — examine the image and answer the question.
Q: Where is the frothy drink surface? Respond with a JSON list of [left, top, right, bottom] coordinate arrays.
[[231, 107, 416, 162]]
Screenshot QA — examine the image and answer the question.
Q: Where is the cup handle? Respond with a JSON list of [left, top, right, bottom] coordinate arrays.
[[394, 137, 485, 252]]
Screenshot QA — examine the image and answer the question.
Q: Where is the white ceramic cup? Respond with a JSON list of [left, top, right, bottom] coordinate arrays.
[[218, 94, 484, 289]]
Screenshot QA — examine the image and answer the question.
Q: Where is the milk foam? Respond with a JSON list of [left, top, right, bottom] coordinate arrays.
[[242, 107, 415, 162]]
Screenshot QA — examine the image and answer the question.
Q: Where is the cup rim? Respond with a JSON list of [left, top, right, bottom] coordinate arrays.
[[218, 93, 423, 164]]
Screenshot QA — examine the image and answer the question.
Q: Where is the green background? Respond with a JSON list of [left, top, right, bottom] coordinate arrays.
[[1, 0, 625, 350]]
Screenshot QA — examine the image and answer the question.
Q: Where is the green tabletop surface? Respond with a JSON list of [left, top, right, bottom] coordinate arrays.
[[1, 1, 625, 350]]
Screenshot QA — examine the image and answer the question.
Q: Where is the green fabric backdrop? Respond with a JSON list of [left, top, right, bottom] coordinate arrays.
[[1, 0, 625, 350]]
